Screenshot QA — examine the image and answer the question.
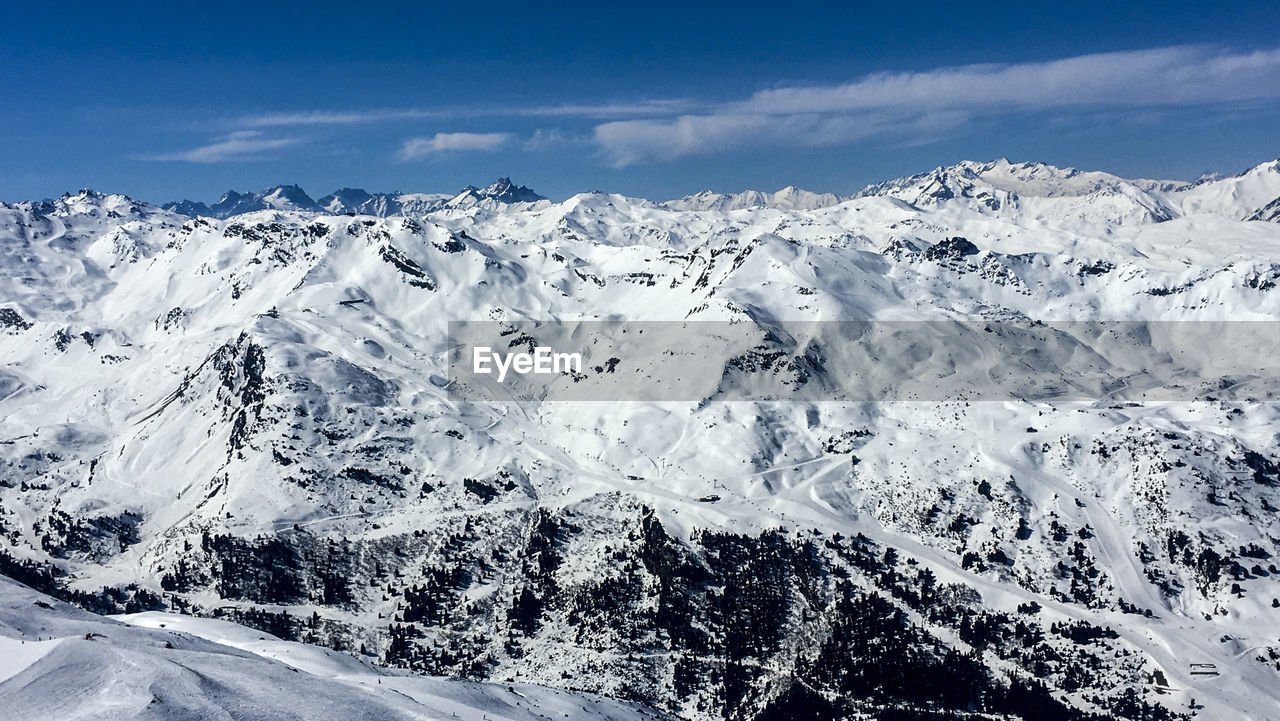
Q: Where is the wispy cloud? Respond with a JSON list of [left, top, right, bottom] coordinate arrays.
[[735, 46, 1280, 113], [141, 130, 299, 163], [523, 128, 588, 151], [239, 100, 695, 128], [515, 101, 697, 118], [157, 45, 1280, 168], [594, 112, 970, 166], [396, 132, 513, 160], [242, 109, 440, 127], [593, 45, 1280, 165]]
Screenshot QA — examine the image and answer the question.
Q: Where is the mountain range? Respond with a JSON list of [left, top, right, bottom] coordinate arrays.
[[157, 159, 1280, 232], [3, 158, 1280, 721], [162, 177, 546, 219]]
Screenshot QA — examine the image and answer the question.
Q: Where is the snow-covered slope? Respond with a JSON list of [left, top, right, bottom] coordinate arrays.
[[0, 575, 665, 721], [4, 160, 1280, 721]]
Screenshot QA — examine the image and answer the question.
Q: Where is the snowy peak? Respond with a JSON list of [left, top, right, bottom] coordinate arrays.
[[259, 184, 317, 211], [855, 157, 1280, 226], [663, 185, 843, 211], [770, 184, 843, 209], [1176, 158, 1280, 220], [858, 158, 1168, 201], [5, 187, 161, 225], [855, 159, 1183, 226], [856, 162, 1017, 214], [949, 158, 1180, 197], [52, 188, 151, 216]]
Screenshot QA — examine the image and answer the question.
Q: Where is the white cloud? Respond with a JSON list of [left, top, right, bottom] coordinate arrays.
[[396, 132, 513, 160], [141, 131, 299, 163], [593, 45, 1280, 166]]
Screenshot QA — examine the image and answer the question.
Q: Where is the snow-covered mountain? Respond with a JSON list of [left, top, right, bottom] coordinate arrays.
[[4, 159, 1280, 721]]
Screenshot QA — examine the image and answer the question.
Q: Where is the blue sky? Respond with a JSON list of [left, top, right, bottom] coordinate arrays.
[[3, 0, 1280, 203]]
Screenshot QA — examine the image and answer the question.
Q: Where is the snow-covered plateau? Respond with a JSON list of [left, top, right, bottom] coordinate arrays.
[[3, 159, 1280, 720]]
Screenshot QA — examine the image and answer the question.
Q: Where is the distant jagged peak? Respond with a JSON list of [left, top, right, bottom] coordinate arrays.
[[258, 183, 317, 209], [163, 184, 321, 219], [164, 184, 459, 219], [215, 188, 252, 204], [322, 187, 376, 204], [316, 187, 377, 214], [163, 198, 215, 217], [483, 177, 543, 200], [447, 177, 546, 208]]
